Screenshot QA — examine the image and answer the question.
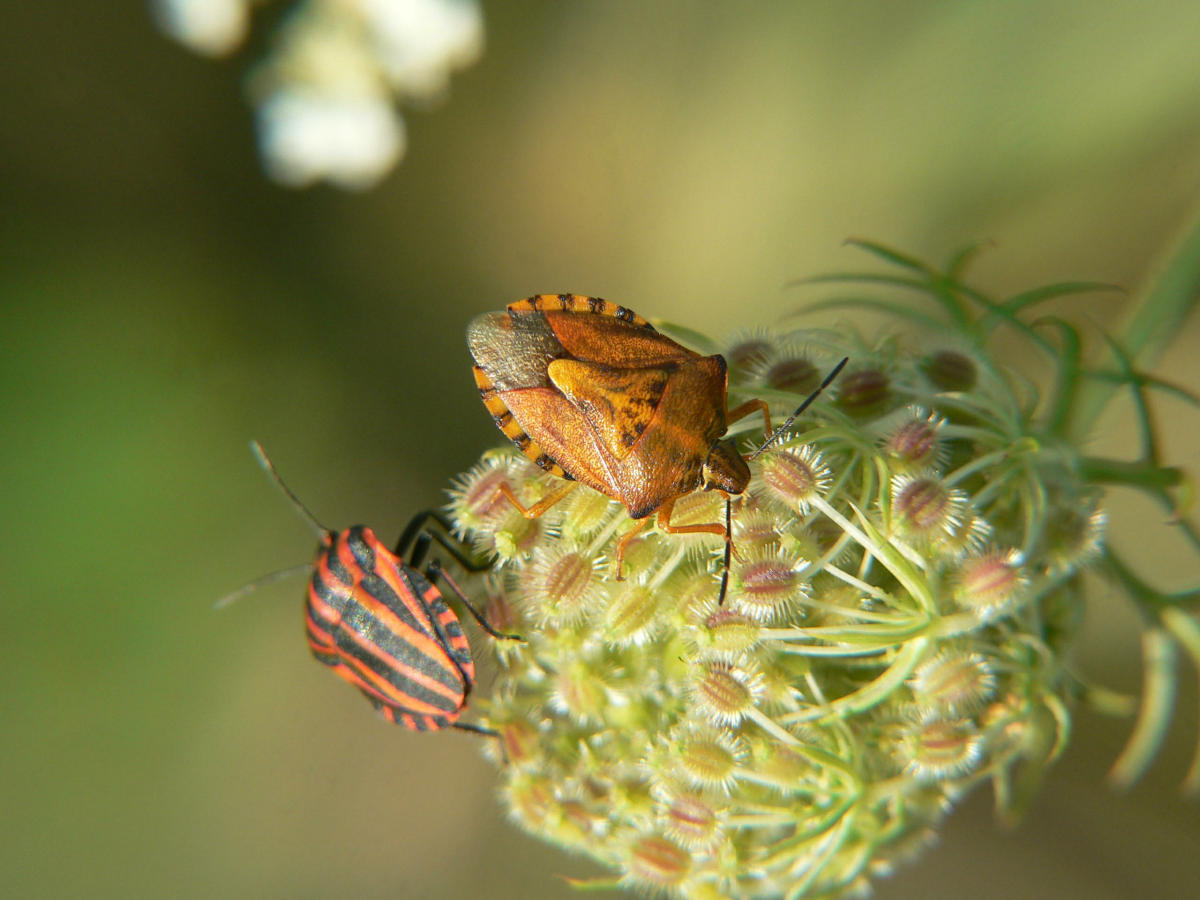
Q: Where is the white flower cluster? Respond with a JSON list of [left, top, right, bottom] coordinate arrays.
[[152, 0, 484, 188]]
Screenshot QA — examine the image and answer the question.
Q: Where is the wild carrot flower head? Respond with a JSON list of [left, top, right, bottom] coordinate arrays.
[[454, 241, 1199, 898]]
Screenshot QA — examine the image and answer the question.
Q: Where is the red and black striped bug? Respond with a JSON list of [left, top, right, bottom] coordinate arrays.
[[467, 295, 847, 602], [230, 442, 521, 736]]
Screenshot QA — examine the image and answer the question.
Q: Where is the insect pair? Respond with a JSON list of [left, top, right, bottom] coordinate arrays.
[[224, 442, 520, 737], [468, 295, 846, 602]]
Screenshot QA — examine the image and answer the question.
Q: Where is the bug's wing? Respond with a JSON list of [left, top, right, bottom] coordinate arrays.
[[616, 355, 729, 514], [366, 563, 473, 686], [467, 312, 562, 391], [546, 358, 670, 461], [328, 539, 470, 719], [553, 355, 729, 518], [542, 311, 697, 368], [546, 355, 730, 517], [489, 384, 626, 498]]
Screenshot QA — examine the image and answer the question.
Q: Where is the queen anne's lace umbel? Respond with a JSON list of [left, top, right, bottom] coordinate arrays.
[[448, 243, 1199, 898]]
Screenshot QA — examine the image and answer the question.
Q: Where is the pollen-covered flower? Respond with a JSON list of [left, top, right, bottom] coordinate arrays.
[[757, 443, 831, 514], [895, 715, 985, 782], [664, 723, 748, 793], [520, 546, 606, 627], [882, 408, 947, 471], [727, 546, 809, 623], [623, 834, 692, 891], [955, 547, 1029, 619], [722, 329, 775, 382], [835, 364, 892, 419], [940, 509, 994, 560], [891, 472, 966, 544], [740, 338, 824, 395], [549, 654, 619, 725], [447, 452, 553, 561], [922, 347, 980, 392], [690, 658, 764, 726], [1044, 500, 1107, 574], [602, 583, 663, 646], [447, 452, 522, 530], [909, 650, 997, 718], [652, 782, 727, 852], [690, 606, 762, 659]]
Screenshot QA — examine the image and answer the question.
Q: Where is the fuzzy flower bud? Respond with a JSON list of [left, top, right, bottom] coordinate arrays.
[[835, 365, 892, 419], [891, 473, 966, 542], [923, 348, 978, 392], [625, 835, 692, 890], [909, 650, 997, 717], [750, 345, 821, 394], [882, 409, 947, 471], [758, 443, 831, 514], [955, 548, 1029, 618]]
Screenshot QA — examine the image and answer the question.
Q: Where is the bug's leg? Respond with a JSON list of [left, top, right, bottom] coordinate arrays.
[[428, 530, 490, 573], [453, 720, 511, 763], [428, 559, 523, 642], [452, 721, 500, 738], [496, 481, 578, 519], [613, 516, 653, 581], [726, 398, 773, 436], [405, 529, 435, 572], [394, 509, 489, 572], [654, 498, 728, 540], [616, 497, 738, 583], [393, 510, 439, 563], [653, 496, 741, 604]]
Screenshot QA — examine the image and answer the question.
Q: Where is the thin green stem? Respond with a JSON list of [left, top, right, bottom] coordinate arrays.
[[1108, 628, 1178, 789], [1071, 206, 1200, 440], [1079, 457, 1184, 492]]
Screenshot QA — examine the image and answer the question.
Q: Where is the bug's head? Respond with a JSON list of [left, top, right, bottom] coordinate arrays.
[[701, 439, 750, 495]]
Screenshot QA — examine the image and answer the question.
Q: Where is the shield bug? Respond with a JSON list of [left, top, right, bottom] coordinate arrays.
[[226, 442, 520, 736], [467, 295, 846, 601]]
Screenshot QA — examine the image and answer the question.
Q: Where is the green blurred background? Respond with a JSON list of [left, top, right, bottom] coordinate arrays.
[[3, 2, 1199, 898]]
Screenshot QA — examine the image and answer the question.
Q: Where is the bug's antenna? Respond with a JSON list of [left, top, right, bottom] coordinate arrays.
[[747, 357, 848, 462], [718, 495, 733, 604], [214, 564, 312, 609], [217, 442, 329, 609], [250, 440, 328, 537]]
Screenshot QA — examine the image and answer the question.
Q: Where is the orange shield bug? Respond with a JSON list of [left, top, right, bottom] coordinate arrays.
[[467, 295, 846, 601], [223, 442, 521, 736]]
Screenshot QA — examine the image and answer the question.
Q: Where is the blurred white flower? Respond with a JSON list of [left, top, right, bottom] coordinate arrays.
[[152, 0, 484, 188], [257, 88, 405, 189], [360, 0, 484, 99], [151, 0, 251, 56]]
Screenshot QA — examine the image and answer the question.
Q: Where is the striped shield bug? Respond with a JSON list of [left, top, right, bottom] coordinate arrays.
[[226, 442, 521, 736], [467, 295, 846, 602]]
